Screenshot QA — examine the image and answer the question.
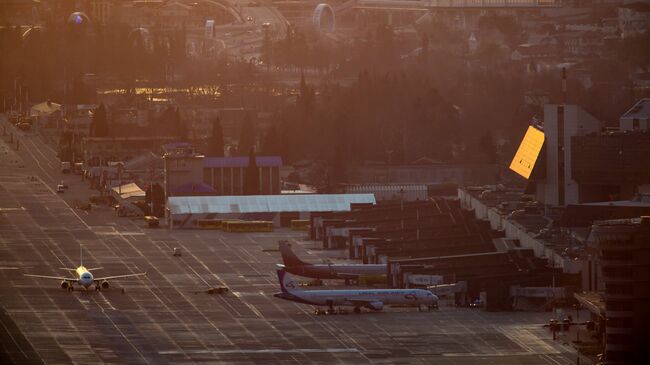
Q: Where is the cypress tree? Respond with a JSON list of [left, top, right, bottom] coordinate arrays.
[[261, 126, 280, 156], [207, 117, 224, 156], [238, 113, 255, 156], [92, 103, 108, 137], [243, 148, 260, 195]]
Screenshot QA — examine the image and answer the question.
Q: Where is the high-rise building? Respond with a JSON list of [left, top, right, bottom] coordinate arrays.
[[592, 217, 650, 365]]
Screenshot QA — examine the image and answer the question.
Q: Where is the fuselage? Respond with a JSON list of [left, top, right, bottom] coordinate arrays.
[[284, 263, 387, 280], [75, 266, 94, 288], [275, 288, 437, 307]]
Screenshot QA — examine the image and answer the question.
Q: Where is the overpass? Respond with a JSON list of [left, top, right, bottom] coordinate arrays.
[[339, 0, 559, 13]]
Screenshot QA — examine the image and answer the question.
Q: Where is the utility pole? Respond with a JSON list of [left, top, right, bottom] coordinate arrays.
[[400, 188, 404, 228], [149, 159, 155, 216]]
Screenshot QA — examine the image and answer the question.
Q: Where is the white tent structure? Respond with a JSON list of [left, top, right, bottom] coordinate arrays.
[[166, 194, 376, 228], [112, 182, 146, 201], [30, 101, 62, 117]]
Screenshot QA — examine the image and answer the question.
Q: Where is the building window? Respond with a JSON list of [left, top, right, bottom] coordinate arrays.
[[606, 333, 632, 344], [607, 283, 633, 295], [601, 250, 633, 261], [602, 267, 633, 278], [606, 317, 633, 328], [606, 301, 633, 311]]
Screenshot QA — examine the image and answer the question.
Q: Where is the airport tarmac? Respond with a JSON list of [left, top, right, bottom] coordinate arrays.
[[0, 135, 586, 364]]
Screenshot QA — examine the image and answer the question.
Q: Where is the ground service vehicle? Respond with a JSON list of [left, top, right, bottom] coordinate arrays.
[[61, 162, 71, 173]]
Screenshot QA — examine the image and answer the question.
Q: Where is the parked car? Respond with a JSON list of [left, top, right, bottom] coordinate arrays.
[[56, 184, 65, 193], [469, 299, 484, 308]]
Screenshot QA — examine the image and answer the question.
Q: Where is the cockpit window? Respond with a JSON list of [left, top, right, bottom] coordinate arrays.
[[82, 273, 91, 279]]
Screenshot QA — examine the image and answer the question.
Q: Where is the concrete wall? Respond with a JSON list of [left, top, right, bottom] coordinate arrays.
[[620, 116, 650, 131], [459, 188, 582, 274]]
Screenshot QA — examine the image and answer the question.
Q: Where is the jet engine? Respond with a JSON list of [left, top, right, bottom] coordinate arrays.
[[101, 281, 110, 289], [366, 301, 384, 311], [60, 281, 70, 289]]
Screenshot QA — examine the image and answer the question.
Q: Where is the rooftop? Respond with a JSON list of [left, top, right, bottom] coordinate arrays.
[[203, 156, 282, 168], [167, 193, 376, 215], [620, 98, 650, 120]]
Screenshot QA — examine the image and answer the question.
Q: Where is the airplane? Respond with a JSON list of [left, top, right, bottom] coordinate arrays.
[[24, 247, 146, 292], [273, 267, 438, 314], [279, 240, 386, 282]]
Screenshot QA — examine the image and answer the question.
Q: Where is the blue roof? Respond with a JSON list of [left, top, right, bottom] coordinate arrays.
[[203, 156, 282, 168]]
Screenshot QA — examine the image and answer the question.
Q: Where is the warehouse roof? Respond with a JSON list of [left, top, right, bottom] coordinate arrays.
[[167, 194, 376, 215]]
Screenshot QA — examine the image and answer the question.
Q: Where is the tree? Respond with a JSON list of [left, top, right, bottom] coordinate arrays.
[[173, 107, 187, 139], [297, 73, 314, 114], [238, 113, 255, 156], [479, 131, 497, 164], [145, 183, 165, 217], [261, 126, 280, 156], [297, 72, 307, 108], [91, 103, 108, 137], [329, 144, 346, 185], [207, 117, 224, 157], [279, 121, 291, 162], [243, 148, 260, 195]]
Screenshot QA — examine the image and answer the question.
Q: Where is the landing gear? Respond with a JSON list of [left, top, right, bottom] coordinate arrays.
[[314, 300, 349, 316], [95, 285, 101, 292], [68, 286, 74, 292], [353, 307, 361, 314], [315, 307, 348, 315]]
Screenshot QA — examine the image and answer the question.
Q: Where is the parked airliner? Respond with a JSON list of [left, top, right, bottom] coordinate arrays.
[[279, 240, 386, 281], [24, 248, 146, 291], [273, 267, 438, 313]]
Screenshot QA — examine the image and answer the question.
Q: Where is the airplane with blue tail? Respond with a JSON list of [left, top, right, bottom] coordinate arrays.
[[273, 267, 438, 314]]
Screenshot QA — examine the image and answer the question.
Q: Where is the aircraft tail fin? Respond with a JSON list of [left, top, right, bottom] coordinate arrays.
[[279, 240, 308, 267], [276, 267, 298, 293]]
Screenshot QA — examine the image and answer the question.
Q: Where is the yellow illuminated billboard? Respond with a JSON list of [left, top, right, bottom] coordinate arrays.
[[509, 126, 545, 179]]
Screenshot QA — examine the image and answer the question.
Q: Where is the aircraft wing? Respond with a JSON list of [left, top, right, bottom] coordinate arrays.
[[24, 274, 77, 281], [348, 299, 384, 310], [94, 272, 147, 281]]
